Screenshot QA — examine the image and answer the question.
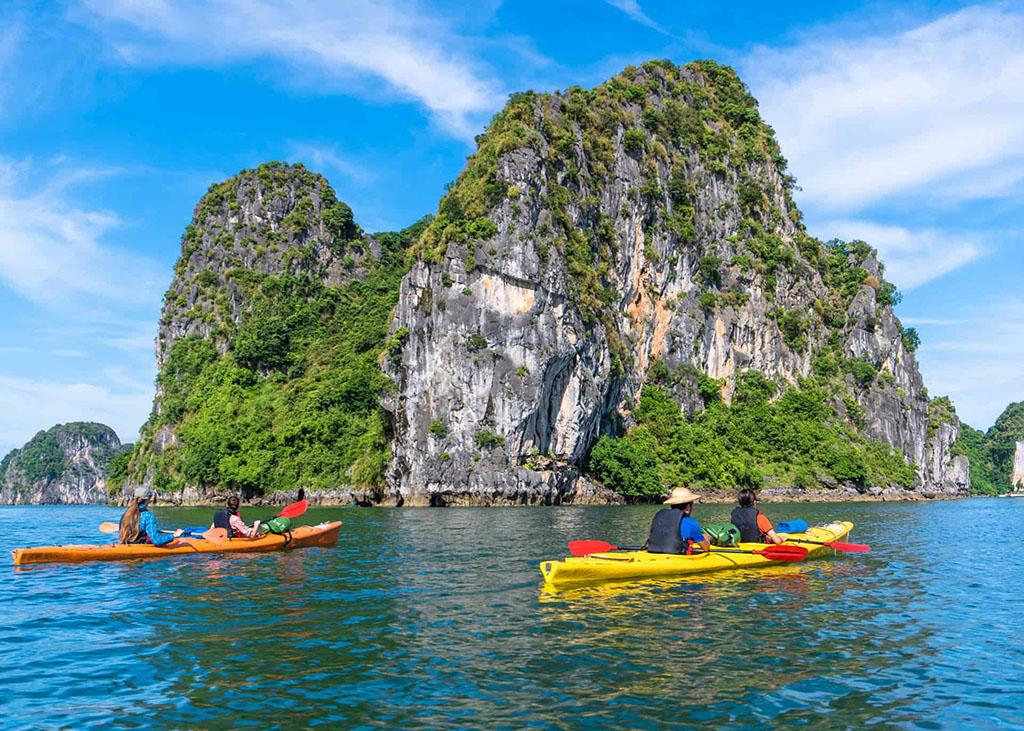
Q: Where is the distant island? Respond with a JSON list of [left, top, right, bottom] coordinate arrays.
[[0, 423, 130, 505], [4, 59, 1021, 507]]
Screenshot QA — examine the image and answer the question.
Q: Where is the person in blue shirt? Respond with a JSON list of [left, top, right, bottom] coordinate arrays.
[[118, 486, 183, 545], [645, 487, 711, 555]]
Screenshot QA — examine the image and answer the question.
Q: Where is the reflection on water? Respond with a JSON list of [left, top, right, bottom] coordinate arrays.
[[1, 500, 1023, 728]]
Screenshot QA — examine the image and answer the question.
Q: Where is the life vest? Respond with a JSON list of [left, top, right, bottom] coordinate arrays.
[[647, 508, 689, 554], [213, 509, 237, 538], [730, 506, 766, 543]]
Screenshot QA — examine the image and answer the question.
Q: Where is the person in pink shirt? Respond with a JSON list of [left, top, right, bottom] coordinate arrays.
[[213, 495, 262, 538]]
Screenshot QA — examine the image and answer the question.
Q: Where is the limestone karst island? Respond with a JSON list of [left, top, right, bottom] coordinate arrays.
[[3, 62, 1021, 507]]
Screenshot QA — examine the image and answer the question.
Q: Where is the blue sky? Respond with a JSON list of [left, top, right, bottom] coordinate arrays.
[[0, 0, 1021, 455]]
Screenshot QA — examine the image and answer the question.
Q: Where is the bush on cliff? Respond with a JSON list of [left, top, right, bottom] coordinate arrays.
[[588, 372, 917, 496]]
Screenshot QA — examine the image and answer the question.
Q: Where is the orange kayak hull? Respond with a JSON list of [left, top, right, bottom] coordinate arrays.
[[12, 521, 342, 566]]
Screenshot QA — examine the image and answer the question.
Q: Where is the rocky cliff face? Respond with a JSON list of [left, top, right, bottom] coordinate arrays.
[[1011, 442, 1024, 487], [383, 60, 968, 504], [0, 423, 125, 504]]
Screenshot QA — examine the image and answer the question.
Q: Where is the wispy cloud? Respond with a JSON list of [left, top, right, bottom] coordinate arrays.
[[0, 157, 162, 309], [98, 319, 156, 354], [0, 373, 152, 456], [286, 142, 374, 184], [814, 219, 985, 290], [914, 297, 1024, 429], [80, 0, 506, 139], [605, 0, 668, 35], [744, 5, 1024, 212]]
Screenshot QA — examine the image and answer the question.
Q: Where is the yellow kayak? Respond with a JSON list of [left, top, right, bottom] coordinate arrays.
[[12, 521, 342, 566], [540, 521, 853, 587]]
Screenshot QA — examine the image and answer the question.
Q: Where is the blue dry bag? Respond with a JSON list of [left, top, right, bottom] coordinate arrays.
[[776, 519, 809, 533]]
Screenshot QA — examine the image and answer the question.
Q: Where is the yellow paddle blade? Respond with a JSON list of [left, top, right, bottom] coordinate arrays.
[[99, 521, 119, 534]]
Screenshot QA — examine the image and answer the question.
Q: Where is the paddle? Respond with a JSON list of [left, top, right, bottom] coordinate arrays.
[[568, 540, 807, 561], [783, 538, 870, 553], [276, 500, 307, 519], [569, 540, 636, 556], [98, 522, 228, 543], [706, 546, 807, 561]]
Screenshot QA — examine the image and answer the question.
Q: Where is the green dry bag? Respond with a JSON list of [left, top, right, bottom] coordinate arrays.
[[262, 516, 292, 534], [704, 523, 741, 547]]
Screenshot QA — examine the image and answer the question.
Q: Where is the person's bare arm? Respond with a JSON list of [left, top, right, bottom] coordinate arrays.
[[766, 529, 784, 545]]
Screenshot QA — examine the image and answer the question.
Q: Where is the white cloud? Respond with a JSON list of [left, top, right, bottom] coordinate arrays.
[[606, 0, 668, 35], [915, 297, 1024, 429], [0, 373, 152, 456], [0, 157, 162, 309], [744, 5, 1024, 212], [80, 0, 505, 139], [286, 142, 374, 184], [814, 219, 985, 290], [98, 320, 156, 354]]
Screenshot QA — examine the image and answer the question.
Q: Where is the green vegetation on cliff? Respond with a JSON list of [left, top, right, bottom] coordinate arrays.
[[589, 369, 917, 496]]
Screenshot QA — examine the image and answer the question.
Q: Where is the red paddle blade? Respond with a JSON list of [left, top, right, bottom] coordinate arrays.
[[758, 546, 808, 562], [277, 499, 308, 519], [568, 540, 617, 557], [825, 541, 870, 553]]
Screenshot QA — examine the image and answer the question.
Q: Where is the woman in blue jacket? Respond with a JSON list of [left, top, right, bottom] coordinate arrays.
[[118, 486, 183, 545]]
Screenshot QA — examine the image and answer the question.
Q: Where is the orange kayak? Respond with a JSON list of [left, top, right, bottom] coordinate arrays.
[[12, 521, 342, 566]]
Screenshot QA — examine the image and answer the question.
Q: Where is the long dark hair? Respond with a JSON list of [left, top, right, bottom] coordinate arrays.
[[738, 488, 757, 508], [119, 497, 144, 544]]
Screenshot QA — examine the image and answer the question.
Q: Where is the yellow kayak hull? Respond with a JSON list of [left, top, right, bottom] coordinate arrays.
[[540, 521, 853, 587], [12, 521, 342, 566]]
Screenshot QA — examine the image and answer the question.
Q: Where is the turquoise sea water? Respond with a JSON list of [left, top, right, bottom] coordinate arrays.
[[2, 499, 1023, 729]]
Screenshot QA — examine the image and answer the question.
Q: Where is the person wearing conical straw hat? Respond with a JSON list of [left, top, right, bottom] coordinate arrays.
[[645, 486, 711, 555]]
